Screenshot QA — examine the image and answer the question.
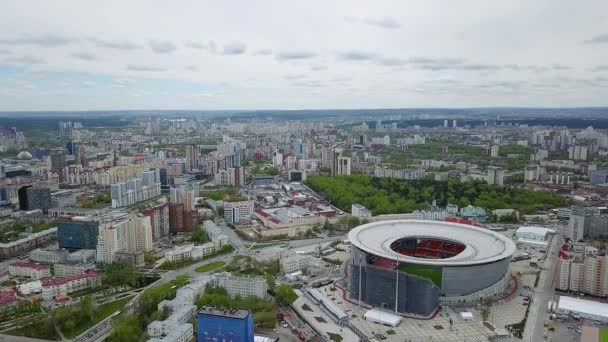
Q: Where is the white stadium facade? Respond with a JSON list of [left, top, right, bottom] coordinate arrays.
[[348, 220, 516, 316]]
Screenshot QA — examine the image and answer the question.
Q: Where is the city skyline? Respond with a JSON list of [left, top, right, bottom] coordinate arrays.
[[0, 0, 607, 110]]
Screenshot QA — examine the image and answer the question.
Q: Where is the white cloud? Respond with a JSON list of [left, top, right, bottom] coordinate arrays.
[[0, 0, 606, 109]]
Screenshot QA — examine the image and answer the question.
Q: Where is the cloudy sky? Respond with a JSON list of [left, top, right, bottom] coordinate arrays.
[[0, 0, 607, 111]]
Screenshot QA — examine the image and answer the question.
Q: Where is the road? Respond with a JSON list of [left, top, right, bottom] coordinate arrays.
[[523, 233, 560, 342], [74, 223, 340, 341], [74, 251, 236, 342]]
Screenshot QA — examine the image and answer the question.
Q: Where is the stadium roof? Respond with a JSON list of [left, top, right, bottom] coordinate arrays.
[[348, 220, 516, 266]]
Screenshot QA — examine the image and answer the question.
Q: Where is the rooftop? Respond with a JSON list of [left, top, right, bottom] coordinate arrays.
[[558, 296, 608, 319], [197, 307, 251, 319], [11, 261, 50, 271]]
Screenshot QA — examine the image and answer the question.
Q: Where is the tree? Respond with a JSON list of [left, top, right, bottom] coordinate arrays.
[[265, 273, 276, 290], [275, 284, 298, 306], [81, 295, 94, 321], [480, 299, 492, 322], [103, 262, 138, 288], [191, 228, 209, 244]]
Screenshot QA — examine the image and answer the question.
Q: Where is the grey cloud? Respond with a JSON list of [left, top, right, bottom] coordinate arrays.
[[290, 80, 324, 88], [82, 81, 95, 88], [149, 40, 177, 54], [112, 77, 136, 88], [456, 63, 500, 71], [275, 51, 316, 60], [0, 35, 74, 47], [337, 51, 377, 61], [552, 64, 571, 70], [584, 34, 608, 44], [344, 16, 401, 29], [253, 49, 273, 56], [126, 64, 167, 72], [222, 42, 246, 55], [71, 52, 96, 61], [364, 17, 401, 29], [310, 63, 327, 71], [0, 49, 10, 54], [376, 57, 408, 66], [185, 65, 198, 71], [591, 65, 608, 71], [3, 55, 44, 64], [90, 38, 141, 50], [185, 42, 206, 49], [284, 74, 307, 80], [343, 16, 359, 23]]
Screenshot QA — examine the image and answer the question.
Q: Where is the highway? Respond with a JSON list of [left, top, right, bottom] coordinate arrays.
[[523, 233, 560, 342]]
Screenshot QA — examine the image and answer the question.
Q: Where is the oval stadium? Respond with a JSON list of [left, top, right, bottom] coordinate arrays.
[[348, 220, 516, 316]]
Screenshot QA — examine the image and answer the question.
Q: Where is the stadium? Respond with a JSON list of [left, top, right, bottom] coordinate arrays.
[[348, 220, 516, 316]]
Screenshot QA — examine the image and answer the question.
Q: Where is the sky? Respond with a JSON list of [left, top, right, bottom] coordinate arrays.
[[0, 0, 607, 111]]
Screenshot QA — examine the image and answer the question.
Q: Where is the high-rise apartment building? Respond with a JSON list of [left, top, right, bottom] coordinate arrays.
[[169, 187, 199, 233], [487, 166, 505, 186], [143, 202, 170, 240], [127, 213, 153, 253], [337, 156, 351, 176], [96, 219, 129, 264], [185, 145, 202, 172], [224, 201, 253, 224]]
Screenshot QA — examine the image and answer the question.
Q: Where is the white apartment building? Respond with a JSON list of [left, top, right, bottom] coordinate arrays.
[[336, 156, 351, 176], [280, 254, 323, 273], [224, 201, 254, 224], [54, 262, 96, 278], [41, 270, 101, 300], [147, 321, 193, 342], [164, 242, 219, 263], [127, 213, 153, 253], [351, 204, 371, 218], [215, 273, 268, 299], [9, 262, 51, 280], [30, 249, 69, 264], [96, 219, 129, 264]]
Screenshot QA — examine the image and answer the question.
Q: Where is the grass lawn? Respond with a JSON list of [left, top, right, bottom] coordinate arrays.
[[600, 328, 608, 342], [194, 261, 226, 273], [327, 332, 343, 342], [398, 263, 442, 288], [61, 296, 134, 339]]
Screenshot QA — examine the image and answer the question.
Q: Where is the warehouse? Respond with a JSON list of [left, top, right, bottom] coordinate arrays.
[[556, 296, 608, 323], [364, 309, 402, 327]]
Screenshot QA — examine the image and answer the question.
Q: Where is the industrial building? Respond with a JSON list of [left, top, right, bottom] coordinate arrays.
[[348, 220, 515, 316]]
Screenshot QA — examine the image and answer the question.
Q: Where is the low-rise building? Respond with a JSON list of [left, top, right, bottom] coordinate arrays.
[[147, 320, 193, 342], [41, 270, 101, 300], [280, 254, 323, 273], [0, 227, 57, 260], [224, 201, 254, 224], [214, 272, 267, 299], [17, 280, 42, 296], [0, 290, 16, 307], [30, 248, 69, 264], [351, 204, 371, 218], [54, 262, 95, 278], [0, 271, 9, 283], [164, 242, 220, 263], [9, 261, 51, 279]]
